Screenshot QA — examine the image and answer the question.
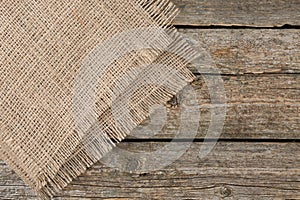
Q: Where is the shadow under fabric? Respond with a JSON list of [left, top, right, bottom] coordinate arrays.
[[0, 0, 197, 198]]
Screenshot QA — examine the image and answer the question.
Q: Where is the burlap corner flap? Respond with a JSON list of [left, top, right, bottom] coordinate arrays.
[[0, 0, 198, 199]]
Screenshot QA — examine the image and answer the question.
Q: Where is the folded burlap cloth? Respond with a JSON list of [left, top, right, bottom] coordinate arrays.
[[0, 0, 197, 198]]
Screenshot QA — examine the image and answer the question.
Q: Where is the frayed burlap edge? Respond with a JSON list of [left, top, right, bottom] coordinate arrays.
[[1, 0, 198, 199]]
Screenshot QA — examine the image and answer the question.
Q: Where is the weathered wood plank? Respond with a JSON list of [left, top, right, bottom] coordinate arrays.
[[127, 29, 300, 140], [179, 29, 300, 74], [129, 74, 300, 139], [173, 0, 300, 26], [1, 142, 299, 199]]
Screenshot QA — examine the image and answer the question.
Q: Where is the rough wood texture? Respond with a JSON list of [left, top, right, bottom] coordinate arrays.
[[130, 74, 299, 139], [1, 29, 300, 198], [1, 142, 299, 199], [128, 28, 300, 140], [173, 0, 300, 26], [180, 29, 300, 74], [1, 29, 300, 199], [1, 1, 300, 199]]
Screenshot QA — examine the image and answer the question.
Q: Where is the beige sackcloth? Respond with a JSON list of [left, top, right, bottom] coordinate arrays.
[[0, 0, 197, 198]]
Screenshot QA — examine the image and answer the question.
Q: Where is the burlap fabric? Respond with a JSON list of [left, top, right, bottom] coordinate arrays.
[[0, 0, 197, 198]]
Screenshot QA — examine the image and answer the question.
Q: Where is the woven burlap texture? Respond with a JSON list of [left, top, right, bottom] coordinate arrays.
[[0, 0, 197, 198]]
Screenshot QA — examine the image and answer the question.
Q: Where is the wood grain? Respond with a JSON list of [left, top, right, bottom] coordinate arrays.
[[1, 142, 299, 199], [125, 29, 300, 140], [173, 0, 300, 26], [179, 29, 300, 74], [1, 29, 300, 198], [128, 74, 299, 140], [1, 2, 300, 199]]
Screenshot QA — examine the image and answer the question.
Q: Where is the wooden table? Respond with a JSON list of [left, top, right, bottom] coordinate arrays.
[[1, 0, 299, 199]]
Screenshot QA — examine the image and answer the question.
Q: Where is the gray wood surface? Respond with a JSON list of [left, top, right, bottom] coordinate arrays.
[[128, 29, 300, 140], [1, 31, 300, 200], [181, 29, 300, 74], [1, 142, 299, 199], [173, 0, 300, 26], [131, 74, 299, 140], [1, 1, 300, 199]]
